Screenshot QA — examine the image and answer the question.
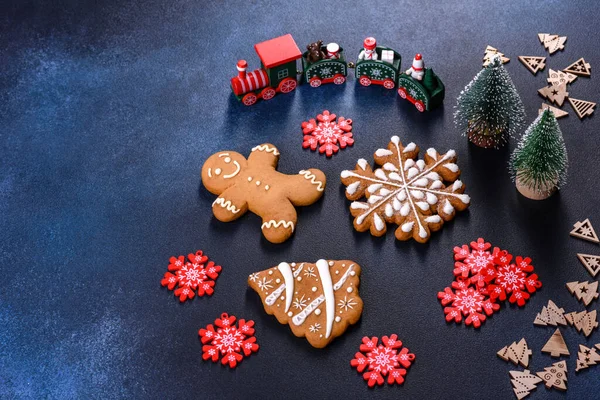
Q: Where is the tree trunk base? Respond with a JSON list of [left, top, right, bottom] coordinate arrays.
[[515, 176, 557, 200]]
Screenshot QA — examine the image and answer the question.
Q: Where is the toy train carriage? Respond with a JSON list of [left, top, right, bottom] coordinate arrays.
[[355, 46, 402, 89], [397, 68, 445, 112], [302, 45, 348, 87], [230, 34, 302, 106]]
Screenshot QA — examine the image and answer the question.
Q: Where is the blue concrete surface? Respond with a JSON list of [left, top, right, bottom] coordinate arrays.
[[1, 1, 600, 398]]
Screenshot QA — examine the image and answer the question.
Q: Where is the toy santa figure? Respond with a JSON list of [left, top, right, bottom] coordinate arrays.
[[326, 43, 340, 59], [405, 54, 425, 80], [358, 37, 377, 60]]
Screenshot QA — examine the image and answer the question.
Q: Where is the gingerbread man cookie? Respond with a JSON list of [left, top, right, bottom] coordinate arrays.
[[201, 144, 326, 243]]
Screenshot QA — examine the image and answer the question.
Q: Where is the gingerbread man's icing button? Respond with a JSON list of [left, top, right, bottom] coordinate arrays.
[[201, 143, 327, 243]]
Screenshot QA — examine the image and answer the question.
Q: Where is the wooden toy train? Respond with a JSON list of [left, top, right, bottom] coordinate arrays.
[[230, 34, 445, 112]]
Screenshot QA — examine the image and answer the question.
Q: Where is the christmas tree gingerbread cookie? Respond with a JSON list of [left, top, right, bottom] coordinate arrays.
[[201, 144, 326, 243], [248, 260, 362, 348]]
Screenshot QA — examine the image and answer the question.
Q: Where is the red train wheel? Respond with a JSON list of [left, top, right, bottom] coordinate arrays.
[[333, 75, 346, 85], [415, 100, 425, 112], [359, 76, 371, 86], [309, 77, 322, 88], [242, 93, 257, 106], [261, 88, 276, 100], [383, 79, 395, 89], [278, 78, 297, 93], [398, 87, 407, 99]]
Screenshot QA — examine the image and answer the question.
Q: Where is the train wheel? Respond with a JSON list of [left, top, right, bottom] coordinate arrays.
[[261, 87, 276, 100], [383, 79, 395, 89], [278, 78, 297, 94], [398, 87, 407, 99], [415, 100, 425, 112], [333, 75, 346, 85], [359, 76, 371, 86], [242, 93, 257, 106], [309, 77, 322, 88]]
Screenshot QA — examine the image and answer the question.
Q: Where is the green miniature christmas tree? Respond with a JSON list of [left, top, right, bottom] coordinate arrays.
[[423, 68, 438, 93], [454, 55, 525, 148], [509, 109, 568, 200]]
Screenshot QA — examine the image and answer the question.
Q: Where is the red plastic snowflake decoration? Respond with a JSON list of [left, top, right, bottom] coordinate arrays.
[[160, 250, 221, 302], [199, 313, 259, 368], [350, 335, 415, 387], [302, 110, 354, 157], [438, 238, 542, 328]]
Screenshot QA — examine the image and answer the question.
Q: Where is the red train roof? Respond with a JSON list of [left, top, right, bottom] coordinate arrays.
[[254, 34, 302, 69]]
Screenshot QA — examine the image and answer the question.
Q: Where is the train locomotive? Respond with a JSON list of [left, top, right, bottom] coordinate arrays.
[[230, 34, 445, 112]]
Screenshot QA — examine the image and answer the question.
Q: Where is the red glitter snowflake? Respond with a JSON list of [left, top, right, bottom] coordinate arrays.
[[350, 335, 415, 387], [301, 110, 354, 157], [160, 250, 221, 302], [199, 313, 259, 368], [439, 238, 542, 328]]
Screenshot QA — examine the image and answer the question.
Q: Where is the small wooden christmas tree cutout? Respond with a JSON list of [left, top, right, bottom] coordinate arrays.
[[519, 56, 546, 75], [570, 219, 599, 243], [534, 300, 567, 326], [541, 329, 569, 357], [547, 68, 577, 86], [509, 369, 542, 399], [565, 310, 598, 337], [568, 98, 596, 120], [539, 103, 568, 119], [566, 281, 599, 306], [483, 45, 510, 67], [538, 33, 567, 54], [577, 253, 600, 277], [497, 338, 532, 367], [536, 360, 568, 390], [575, 344, 600, 372], [538, 84, 568, 106], [563, 58, 591, 77]]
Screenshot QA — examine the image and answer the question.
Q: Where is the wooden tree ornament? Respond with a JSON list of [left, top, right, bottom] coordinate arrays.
[[575, 344, 600, 372], [539, 103, 568, 119], [538, 33, 567, 54], [518, 56, 546, 75], [568, 98, 596, 120], [547, 68, 577, 86], [541, 329, 569, 357], [534, 300, 567, 326], [497, 338, 532, 367], [565, 310, 598, 337], [483, 45, 510, 67], [536, 360, 567, 391], [566, 281, 599, 306], [538, 83, 568, 106], [570, 219, 599, 243], [509, 370, 542, 400], [563, 58, 591, 77], [577, 253, 600, 277]]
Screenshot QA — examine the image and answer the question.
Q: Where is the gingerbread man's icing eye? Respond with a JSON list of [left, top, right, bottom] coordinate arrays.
[[214, 168, 222, 176], [224, 157, 231, 163]]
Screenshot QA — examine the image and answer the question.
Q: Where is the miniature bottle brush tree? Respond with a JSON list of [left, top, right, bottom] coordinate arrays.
[[509, 109, 568, 200], [454, 55, 525, 149]]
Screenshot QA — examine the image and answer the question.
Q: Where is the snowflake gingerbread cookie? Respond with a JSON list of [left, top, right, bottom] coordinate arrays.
[[302, 110, 354, 157], [340, 136, 470, 243], [248, 260, 362, 348], [160, 250, 221, 302], [201, 143, 326, 243], [350, 335, 415, 387], [199, 313, 259, 368]]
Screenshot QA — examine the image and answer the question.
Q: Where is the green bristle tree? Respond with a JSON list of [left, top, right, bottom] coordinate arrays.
[[509, 109, 568, 200], [454, 55, 525, 148]]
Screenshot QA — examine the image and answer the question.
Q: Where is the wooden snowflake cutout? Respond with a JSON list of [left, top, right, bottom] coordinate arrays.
[[340, 136, 470, 243], [160, 250, 222, 302], [301, 110, 354, 157]]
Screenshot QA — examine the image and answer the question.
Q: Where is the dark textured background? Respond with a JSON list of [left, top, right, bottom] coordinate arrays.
[[2, 0, 600, 399]]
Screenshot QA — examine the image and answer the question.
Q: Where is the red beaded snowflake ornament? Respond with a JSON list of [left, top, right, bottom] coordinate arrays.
[[160, 250, 221, 302], [350, 335, 415, 387], [199, 313, 259, 368], [301, 110, 354, 157]]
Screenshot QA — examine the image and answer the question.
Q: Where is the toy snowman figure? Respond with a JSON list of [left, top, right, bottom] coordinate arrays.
[[358, 37, 377, 60], [405, 53, 425, 80], [326, 43, 340, 59]]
